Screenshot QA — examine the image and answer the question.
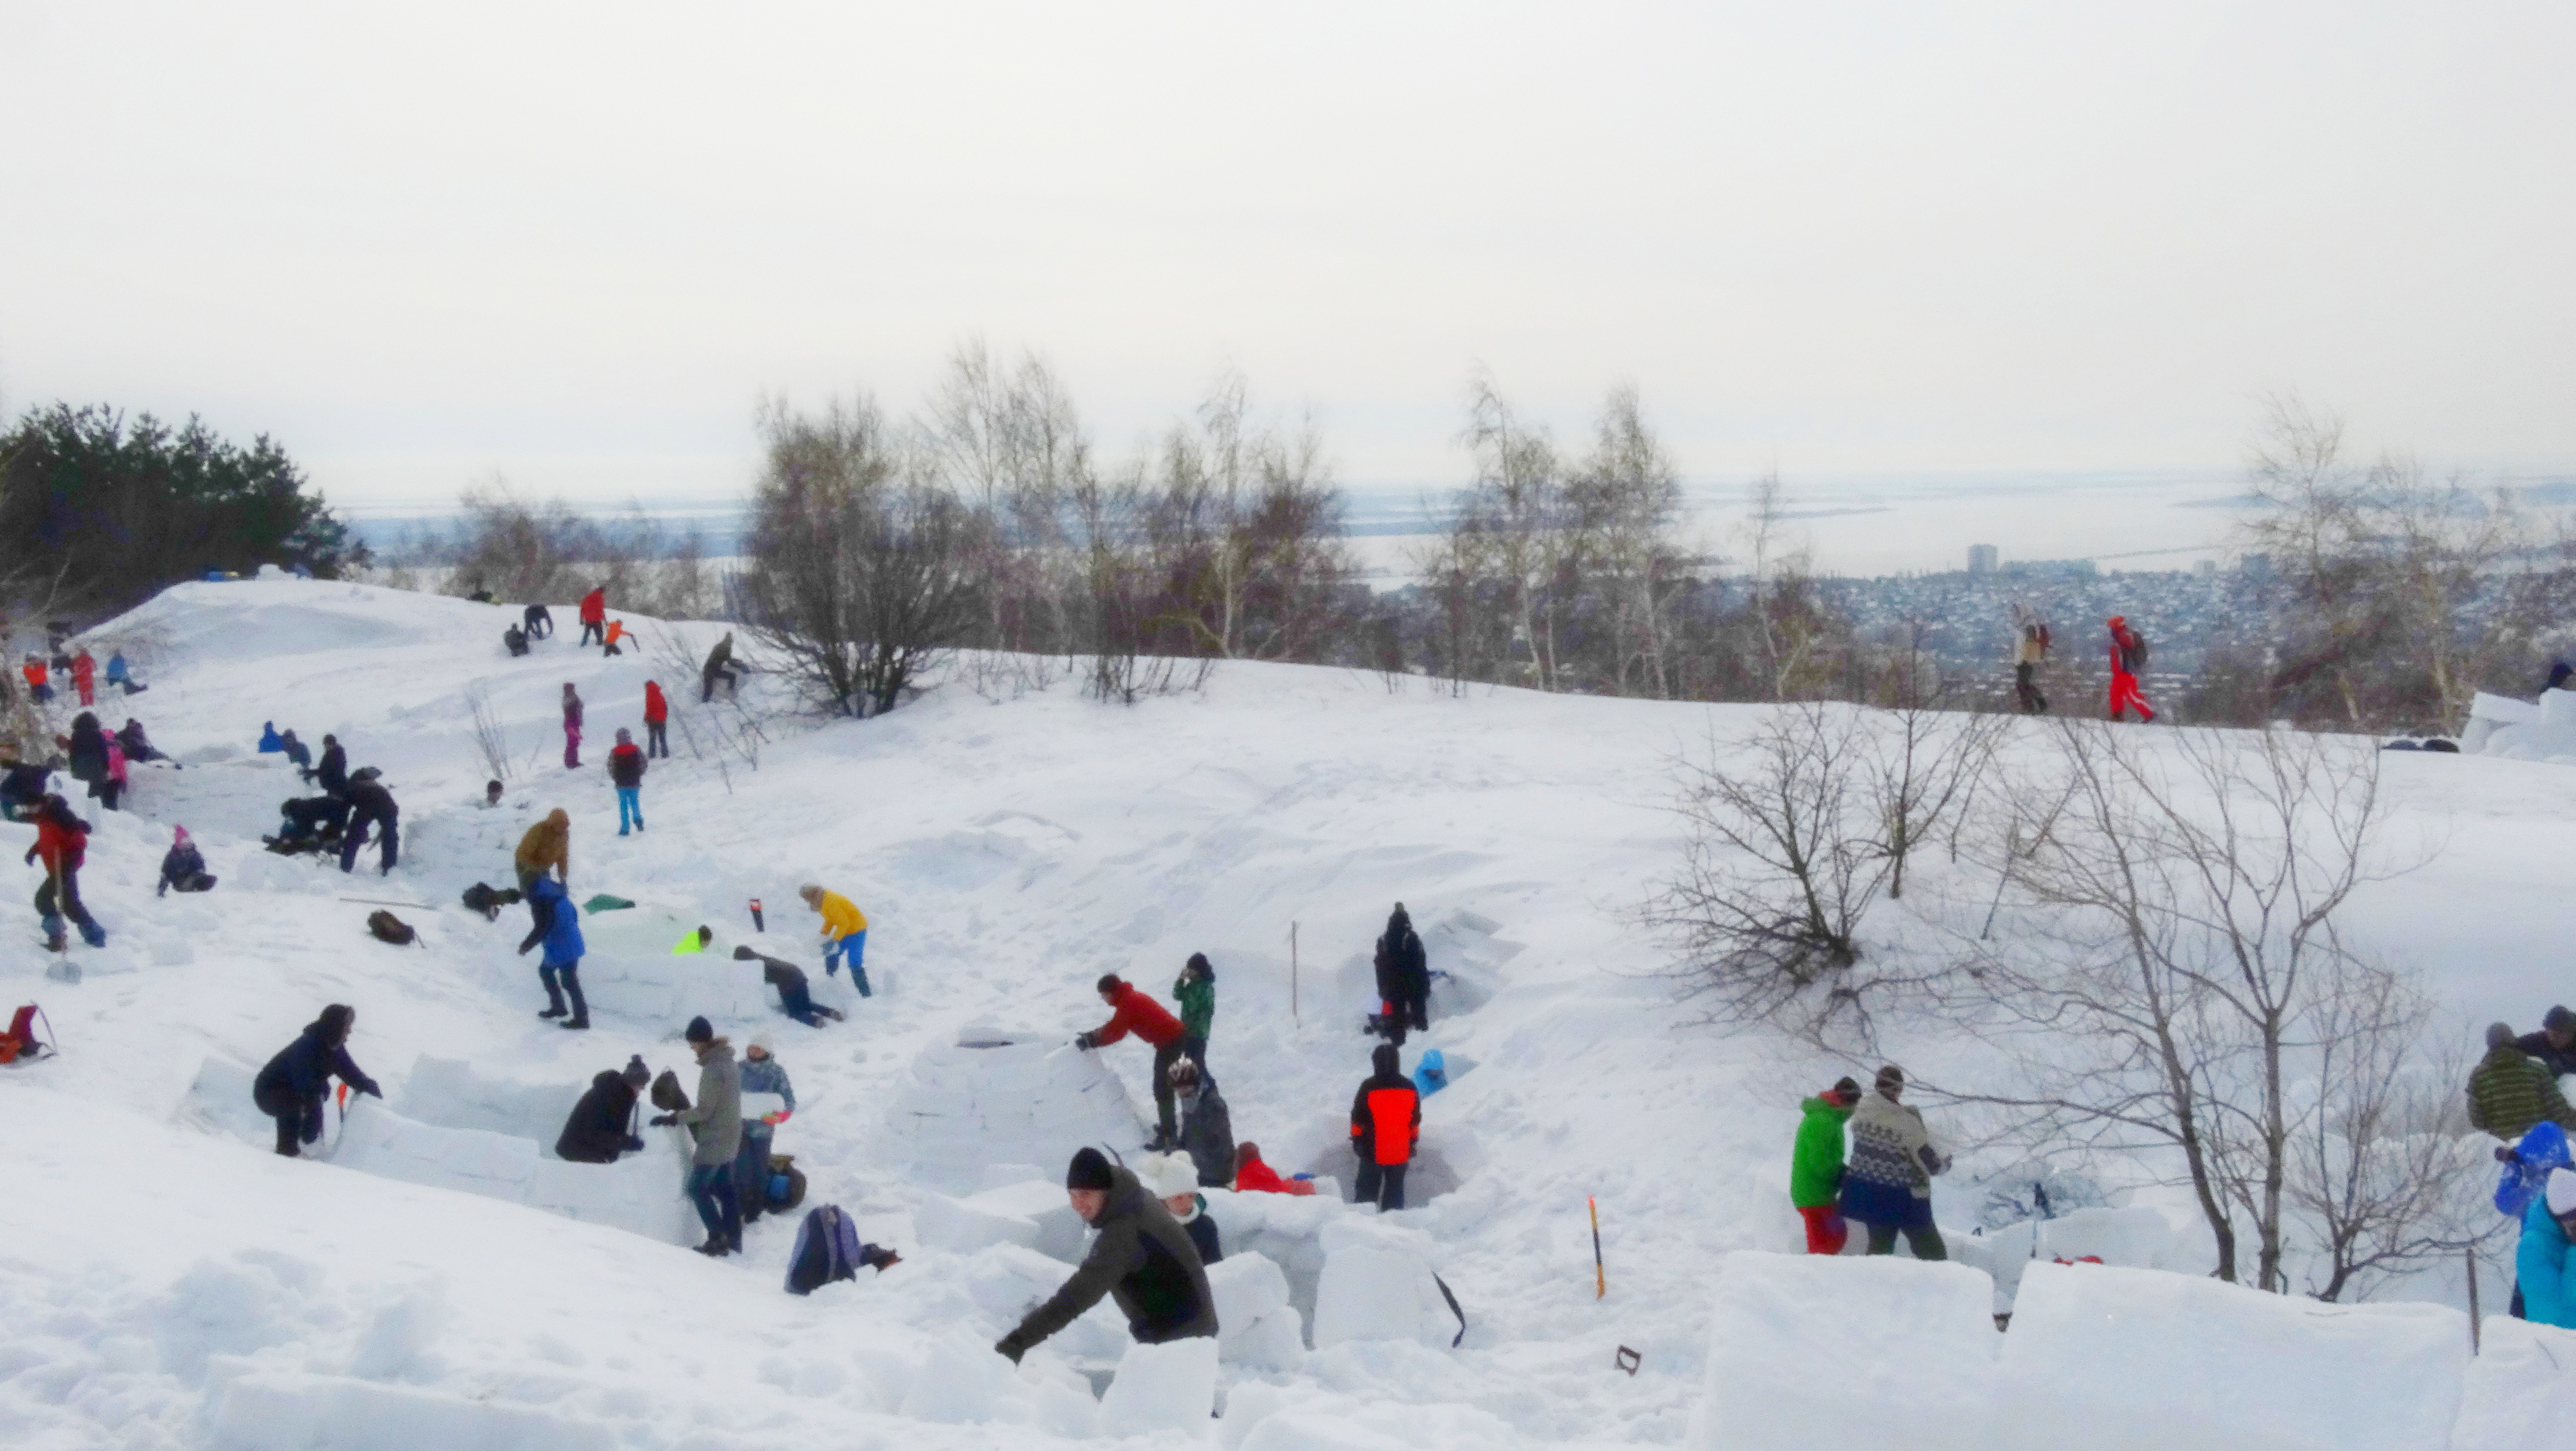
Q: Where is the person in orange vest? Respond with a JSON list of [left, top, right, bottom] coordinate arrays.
[[1349, 1043, 1420, 1211], [643, 680, 670, 758], [1076, 973, 1188, 1149], [21, 655, 51, 704], [70, 649, 96, 707], [602, 619, 627, 657], [577, 586, 607, 647]]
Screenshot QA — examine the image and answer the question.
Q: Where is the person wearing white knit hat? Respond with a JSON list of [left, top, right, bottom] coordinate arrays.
[[1145, 1151, 1222, 1266], [2519, 1167, 2576, 1330], [734, 1032, 795, 1226]]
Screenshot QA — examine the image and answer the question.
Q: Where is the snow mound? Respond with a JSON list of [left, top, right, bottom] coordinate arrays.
[[332, 1096, 699, 1244], [876, 1029, 1152, 1194], [2452, 1316, 2576, 1443]]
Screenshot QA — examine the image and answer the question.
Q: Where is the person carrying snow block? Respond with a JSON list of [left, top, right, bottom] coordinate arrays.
[[516, 808, 571, 897], [651, 1015, 744, 1257], [796, 883, 870, 996], [1837, 1064, 1950, 1260], [338, 775, 400, 876], [730, 945, 845, 1028], [251, 1004, 381, 1157], [1175, 952, 1215, 1071], [2520, 1168, 2576, 1330], [1791, 1077, 1861, 1254], [1373, 903, 1430, 1042], [158, 826, 215, 895], [557, 1069, 646, 1163], [992, 1147, 1218, 1364], [2470, 1022, 2576, 1140], [1147, 1151, 1223, 1265], [2106, 616, 2156, 723], [736, 1033, 795, 1224], [518, 875, 590, 1030], [1171, 1057, 1234, 1187], [25, 794, 105, 952], [2517, 1006, 2576, 1080], [608, 727, 646, 835], [643, 680, 669, 758], [561, 683, 584, 769], [577, 585, 607, 647], [1079, 973, 1188, 1148], [1350, 1042, 1420, 1211]]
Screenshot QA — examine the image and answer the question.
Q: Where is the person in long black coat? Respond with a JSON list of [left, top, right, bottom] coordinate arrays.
[[251, 1005, 382, 1156], [556, 1070, 645, 1163]]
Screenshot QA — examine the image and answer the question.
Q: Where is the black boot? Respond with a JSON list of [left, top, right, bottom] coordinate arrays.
[[538, 1005, 566, 1019], [561, 1016, 590, 1030]]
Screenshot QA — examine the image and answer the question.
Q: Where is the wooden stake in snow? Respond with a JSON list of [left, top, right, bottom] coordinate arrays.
[[2466, 1246, 2481, 1354], [1591, 1196, 1606, 1298], [1290, 921, 1300, 1024]]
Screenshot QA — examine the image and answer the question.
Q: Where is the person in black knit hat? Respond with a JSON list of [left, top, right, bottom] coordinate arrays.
[[993, 1147, 1218, 1363]]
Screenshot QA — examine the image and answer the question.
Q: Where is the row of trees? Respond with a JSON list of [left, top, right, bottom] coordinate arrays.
[[402, 486, 718, 621]]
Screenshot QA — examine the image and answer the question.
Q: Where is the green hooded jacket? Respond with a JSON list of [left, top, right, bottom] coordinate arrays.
[[1790, 1094, 1854, 1209], [1175, 970, 1215, 1041]]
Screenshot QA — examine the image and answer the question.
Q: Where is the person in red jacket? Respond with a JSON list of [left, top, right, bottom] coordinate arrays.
[[70, 650, 96, 707], [2106, 616, 2156, 723], [643, 680, 670, 758], [24, 794, 105, 951], [21, 656, 51, 704], [608, 727, 646, 835], [577, 586, 607, 648], [1077, 973, 1188, 1149], [1231, 1141, 1316, 1196], [1350, 1043, 1420, 1211]]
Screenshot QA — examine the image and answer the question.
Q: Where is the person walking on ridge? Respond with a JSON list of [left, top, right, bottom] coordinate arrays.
[[2106, 615, 2156, 723]]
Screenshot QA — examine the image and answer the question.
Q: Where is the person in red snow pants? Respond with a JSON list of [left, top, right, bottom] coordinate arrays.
[[2106, 616, 2155, 723]]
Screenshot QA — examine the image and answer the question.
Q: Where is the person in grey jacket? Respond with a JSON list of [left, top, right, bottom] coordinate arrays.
[[993, 1148, 1218, 1363], [651, 1015, 743, 1255], [1171, 1058, 1235, 1188], [735, 1034, 796, 1225]]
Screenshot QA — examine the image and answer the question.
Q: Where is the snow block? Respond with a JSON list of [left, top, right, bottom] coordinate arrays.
[[328, 1098, 696, 1244], [959, 1179, 1090, 1261], [1207, 1251, 1305, 1367], [1994, 1261, 2466, 1451], [2451, 1316, 2576, 1445], [1689, 1251, 1998, 1451], [208, 1371, 615, 1451], [1311, 1217, 1454, 1350], [872, 1029, 1152, 1195], [1098, 1335, 1219, 1436]]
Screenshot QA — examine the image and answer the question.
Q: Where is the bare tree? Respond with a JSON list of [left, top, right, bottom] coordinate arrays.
[[1866, 705, 2007, 901], [1568, 383, 1687, 699], [464, 681, 515, 784]]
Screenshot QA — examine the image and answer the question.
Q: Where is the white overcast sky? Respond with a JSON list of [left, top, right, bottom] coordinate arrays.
[[2, 2, 2570, 510]]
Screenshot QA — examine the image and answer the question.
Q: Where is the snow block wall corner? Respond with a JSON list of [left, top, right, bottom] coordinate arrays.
[[874, 1028, 1152, 1195]]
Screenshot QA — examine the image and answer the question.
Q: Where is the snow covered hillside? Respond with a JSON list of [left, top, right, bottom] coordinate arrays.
[[5, 579, 2574, 1449]]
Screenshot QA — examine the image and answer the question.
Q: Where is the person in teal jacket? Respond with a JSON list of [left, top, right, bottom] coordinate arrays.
[[2522, 1168, 2576, 1329], [1792, 1077, 1861, 1254]]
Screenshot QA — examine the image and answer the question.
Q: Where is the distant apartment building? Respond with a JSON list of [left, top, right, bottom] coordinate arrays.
[[1967, 544, 1999, 575]]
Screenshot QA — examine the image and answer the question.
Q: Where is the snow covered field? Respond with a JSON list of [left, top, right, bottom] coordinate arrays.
[[5, 579, 2575, 1449]]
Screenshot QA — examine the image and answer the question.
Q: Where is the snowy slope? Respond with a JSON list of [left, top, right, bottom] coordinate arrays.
[[5, 579, 2571, 1448]]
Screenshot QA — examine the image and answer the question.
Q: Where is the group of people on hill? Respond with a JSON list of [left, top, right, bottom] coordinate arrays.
[[264, 725, 401, 875], [13, 644, 142, 709], [2000, 609, 2157, 722], [2, 707, 189, 951], [1789, 1065, 1952, 1261], [2472, 1007, 2576, 1329]]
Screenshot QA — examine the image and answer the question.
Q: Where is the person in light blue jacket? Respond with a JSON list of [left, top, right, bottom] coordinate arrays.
[[2520, 1168, 2576, 1330], [517, 875, 589, 1030], [735, 1035, 796, 1224]]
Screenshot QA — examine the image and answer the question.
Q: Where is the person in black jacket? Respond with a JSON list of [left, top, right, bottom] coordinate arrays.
[[1372, 902, 1430, 1039], [0, 760, 51, 822], [158, 826, 215, 895], [338, 773, 398, 875], [62, 713, 109, 805], [994, 1148, 1218, 1363], [252, 1004, 382, 1156], [556, 1069, 647, 1163], [313, 735, 348, 795], [524, 603, 553, 640], [731, 945, 847, 1027], [2519, 1007, 2576, 1080], [115, 719, 170, 765]]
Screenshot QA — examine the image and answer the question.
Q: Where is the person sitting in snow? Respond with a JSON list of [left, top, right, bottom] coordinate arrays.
[[735, 1034, 795, 1224], [1837, 1065, 1950, 1260], [2469, 1022, 2576, 1141], [504, 623, 529, 657], [992, 1147, 1218, 1365], [483, 779, 504, 808], [158, 826, 215, 895], [1171, 1057, 1234, 1188], [1350, 1042, 1420, 1211], [2517, 1006, 2576, 1081], [257, 720, 284, 753], [1230, 1142, 1315, 1196], [2520, 1168, 2576, 1330], [730, 944, 846, 1027], [1791, 1077, 1861, 1255], [1147, 1150, 1223, 1265], [556, 1064, 648, 1164], [115, 718, 170, 766], [250, 1004, 381, 1158], [1077, 973, 1187, 1150]]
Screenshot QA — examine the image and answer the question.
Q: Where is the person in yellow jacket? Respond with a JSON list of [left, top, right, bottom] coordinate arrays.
[[798, 883, 870, 997], [516, 809, 570, 897], [673, 925, 714, 956]]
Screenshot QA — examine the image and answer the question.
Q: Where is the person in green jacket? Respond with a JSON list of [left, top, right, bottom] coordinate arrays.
[[2469, 1022, 2576, 1141], [1174, 952, 1216, 1072], [1792, 1077, 1861, 1254]]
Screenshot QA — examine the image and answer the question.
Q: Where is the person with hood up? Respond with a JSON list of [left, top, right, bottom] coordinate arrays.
[[1350, 1042, 1420, 1211], [338, 772, 400, 875], [1837, 1065, 1950, 1259], [251, 1004, 382, 1157], [1147, 1150, 1223, 1265], [992, 1147, 1218, 1364], [516, 808, 570, 897], [2106, 616, 2156, 723], [504, 623, 530, 657], [734, 1033, 796, 1224], [1170, 1056, 1235, 1188], [651, 1016, 744, 1255], [2520, 1168, 2576, 1330], [106, 650, 141, 695], [159, 825, 215, 895], [100, 733, 128, 811], [517, 874, 590, 1029], [62, 712, 110, 807], [577, 585, 607, 647], [0, 760, 51, 823], [70, 648, 94, 707], [1078, 973, 1188, 1149], [1174, 952, 1216, 1072], [1792, 1077, 1862, 1254], [1373, 902, 1430, 1042], [2469, 1022, 2576, 1140], [25, 793, 105, 950], [643, 680, 670, 757], [1231, 1142, 1315, 1196], [608, 727, 646, 835], [561, 683, 584, 769], [731, 944, 846, 1027], [557, 1063, 648, 1163], [796, 883, 870, 995], [701, 631, 739, 702], [22, 656, 51, 704]]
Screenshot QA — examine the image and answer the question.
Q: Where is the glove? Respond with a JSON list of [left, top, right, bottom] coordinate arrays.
[[761, 1111, 787, 1127], [993, 1333, 1028, 1366], [650, 1113, 678, 1127], [1072, 1033, 1094, 1050], [362, 1085, 383, 1099]]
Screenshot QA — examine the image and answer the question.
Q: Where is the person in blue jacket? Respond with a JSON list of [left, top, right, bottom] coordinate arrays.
[[517, 875, 589, 1030], [2521, 1168, 2576, 1330], [251, 1004, 382, 1157], [257, 722, 285, 753]]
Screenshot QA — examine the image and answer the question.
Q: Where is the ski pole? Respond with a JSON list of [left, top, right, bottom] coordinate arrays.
[[1590, 1196, 1606, 1299]]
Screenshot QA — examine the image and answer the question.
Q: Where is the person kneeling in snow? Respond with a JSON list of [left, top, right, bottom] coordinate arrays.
[[251, 1004, 381, 1157], [2520, 1168, 2576, 1330], [1791, 1077, 1861, 1254], [735, 1034, 795, 1225], [993, 1147, 1218, 1364], [557, 1063, 648, 1164], [1148, 1151, 1223, 1265], [1837, 1065, 1950, 1260], [158, 826, 215, 895], [731, 944, 846, 1027]]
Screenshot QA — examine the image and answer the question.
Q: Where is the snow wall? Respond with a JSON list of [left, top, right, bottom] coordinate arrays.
[[1686, 1252, 2538, 1451], [876, 1028, 1153, 1195], [2466, 689, 2576, 760]]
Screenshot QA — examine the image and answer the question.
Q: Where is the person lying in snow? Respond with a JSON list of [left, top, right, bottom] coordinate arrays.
[[730, 944, 846, 1027], [992, 1147, 1217, 1364]]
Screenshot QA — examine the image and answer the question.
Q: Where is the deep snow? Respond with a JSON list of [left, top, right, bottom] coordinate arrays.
[[5, 578, 2575, 1449]]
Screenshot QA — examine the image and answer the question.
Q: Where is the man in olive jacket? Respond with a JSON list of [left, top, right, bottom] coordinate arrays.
[[651, 1015, 744, 1255], [994, 1147, 1218, 1363]]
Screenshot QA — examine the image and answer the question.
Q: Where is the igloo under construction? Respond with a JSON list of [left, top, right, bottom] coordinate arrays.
[[876, 1026, 1153, 1194]]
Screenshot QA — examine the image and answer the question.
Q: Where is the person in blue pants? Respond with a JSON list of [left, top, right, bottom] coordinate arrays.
[[608, 728, 645, 836], [734, 1035, 796, 1224], [516, 875, 589, 1029]]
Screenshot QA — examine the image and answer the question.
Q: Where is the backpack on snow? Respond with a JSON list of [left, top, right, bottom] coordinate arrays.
[[0, 1003, 55, 1064], [461, 883, 522, 921], [785, 1204, 865, 1295], [366, 910, 417, 946], [767, 1152, 808, 1210]]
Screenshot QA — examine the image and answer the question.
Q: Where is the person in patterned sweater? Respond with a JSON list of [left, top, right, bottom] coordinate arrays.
[[1835, 1064, 1951, 1260], [2470, 1022, 2576, 1141]]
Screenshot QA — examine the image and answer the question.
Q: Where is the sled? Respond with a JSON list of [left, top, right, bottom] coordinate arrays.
[[583, 893, 637, 913]]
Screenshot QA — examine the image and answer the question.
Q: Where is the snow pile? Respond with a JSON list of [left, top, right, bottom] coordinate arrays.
[[1206, 1252, 1308, 1370], [1952, 1204, 2179, 1310], [876, 1028, 1152, 1195], [2465, 688, 2576, 759], [2452, 1316, 2576, 1443]]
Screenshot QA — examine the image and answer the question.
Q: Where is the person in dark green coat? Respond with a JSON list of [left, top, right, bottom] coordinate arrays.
[[1175, 952, 1216, 1071], [1792, 1077, 1861, 1254]]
